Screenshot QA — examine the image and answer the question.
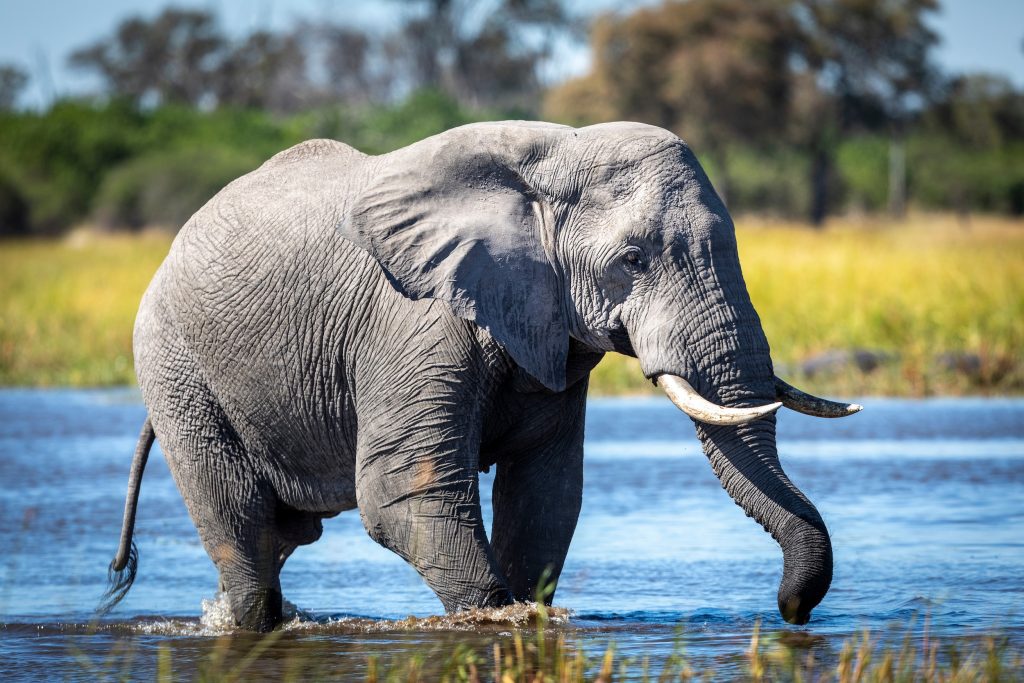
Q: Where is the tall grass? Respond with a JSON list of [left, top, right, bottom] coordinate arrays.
[[2, 215, 1022, 394], [0, 229, 172, 386], [75, 615, 1023, 682]]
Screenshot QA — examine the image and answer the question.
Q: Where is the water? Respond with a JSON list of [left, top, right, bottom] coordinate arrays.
[[1, 390, 1022, 679]]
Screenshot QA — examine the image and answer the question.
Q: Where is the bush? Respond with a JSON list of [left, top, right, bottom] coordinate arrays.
[[0, 101, 145, 233], [0, 165, 29, 236], [835, 135, 889, 212], [720, 146, 811, 217], [94, 146, 262, 230], [910, 135, 1024, 214]]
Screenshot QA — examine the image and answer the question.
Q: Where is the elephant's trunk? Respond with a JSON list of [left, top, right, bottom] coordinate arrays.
[[681, 320, 832, 624], [628, 207, 832, 622], [636, 286, 831, 622], [696, 416, 832, 624], [645, 346, 834, 623]]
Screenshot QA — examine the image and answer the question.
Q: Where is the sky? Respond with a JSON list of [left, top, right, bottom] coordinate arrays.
[[2, 0, 1022, 108]]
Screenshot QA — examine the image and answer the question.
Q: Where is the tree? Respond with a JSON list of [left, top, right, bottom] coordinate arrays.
[[545, 0, 940, 223], [214, 30, 308, 112], [926, 73, 1024, 149], [391, 0, 576, 111], [0, 64, 29, 111], [69, 8, 225, 107], [795, 0, 940, 219], [545, 0, 799, 203]]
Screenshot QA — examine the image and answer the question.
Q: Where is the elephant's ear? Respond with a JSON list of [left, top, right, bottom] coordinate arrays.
[[340, 134, 569, 391]]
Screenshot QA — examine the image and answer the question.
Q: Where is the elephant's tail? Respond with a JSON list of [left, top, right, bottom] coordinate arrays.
[[97, 419, 155, 616]]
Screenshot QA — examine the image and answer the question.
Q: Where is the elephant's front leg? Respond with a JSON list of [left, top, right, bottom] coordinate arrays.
[[489, 382, 587, 603], [355, 437, 513, 612]]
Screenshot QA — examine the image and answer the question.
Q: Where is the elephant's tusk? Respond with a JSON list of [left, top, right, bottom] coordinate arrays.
[[657, 375, 782, 426], [774, 376, 863, 418]]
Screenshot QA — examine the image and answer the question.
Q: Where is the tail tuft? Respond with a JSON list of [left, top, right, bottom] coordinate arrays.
[[96, 542, 139, 616]]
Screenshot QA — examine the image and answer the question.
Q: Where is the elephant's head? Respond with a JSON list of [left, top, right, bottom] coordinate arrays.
[[341, 121, 860, 624]]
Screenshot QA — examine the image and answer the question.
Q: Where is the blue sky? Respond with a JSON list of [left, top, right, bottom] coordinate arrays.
[[2, 0, 1022, 108]]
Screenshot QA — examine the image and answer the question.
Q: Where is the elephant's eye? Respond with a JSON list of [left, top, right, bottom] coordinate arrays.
[[622, 248, 647, 274]]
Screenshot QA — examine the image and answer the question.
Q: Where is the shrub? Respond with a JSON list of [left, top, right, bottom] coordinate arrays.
[[94, 146, 262, 230], [0, 101, 144, 233], [721, 146, 811, 217], [0, 165, 29, 236], [835, 135, 889, 212]]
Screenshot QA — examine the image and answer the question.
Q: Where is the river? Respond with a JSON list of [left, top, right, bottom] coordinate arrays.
[[1, 390, 1022, 679]]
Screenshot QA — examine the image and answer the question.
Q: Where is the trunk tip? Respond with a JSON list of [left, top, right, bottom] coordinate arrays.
[[779, 595, 812, 625]]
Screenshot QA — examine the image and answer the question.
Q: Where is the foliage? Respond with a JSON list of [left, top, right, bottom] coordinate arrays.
[[0, 101, 307, 233], [544, 0, 798, 203], [2, 216, 1021, 396], [1, 1, 1022, 232], [94, 146, 263, 230], [835, 135, 890, 212], [0, 163, 30, 236], [69, 8, 225, 108], [544, 0, 951, 222], [65, 2, 579, 114], [0, 63, 29, 111]]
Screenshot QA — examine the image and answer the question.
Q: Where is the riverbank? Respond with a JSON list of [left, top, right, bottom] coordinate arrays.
[[1, 214, 1021, 395]]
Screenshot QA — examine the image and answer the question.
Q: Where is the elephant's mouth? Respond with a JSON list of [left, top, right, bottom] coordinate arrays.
[[607, 325, 636, 357]]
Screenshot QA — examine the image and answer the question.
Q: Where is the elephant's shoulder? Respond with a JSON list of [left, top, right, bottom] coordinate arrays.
[[260, 139, 365, 170]]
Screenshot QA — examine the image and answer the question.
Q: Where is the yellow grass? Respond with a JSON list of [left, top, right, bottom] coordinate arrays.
[[76, 615, 1022, 682], [2, 214, 1022, 394], [0, 229, 173, 386]]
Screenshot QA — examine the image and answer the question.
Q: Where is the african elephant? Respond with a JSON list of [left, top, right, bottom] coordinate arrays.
[[102, 121, 860, 631]]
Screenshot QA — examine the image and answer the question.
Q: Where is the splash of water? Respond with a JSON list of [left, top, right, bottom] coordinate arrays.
[[126, 595, 571, 636], [290, 602, 572, 634]]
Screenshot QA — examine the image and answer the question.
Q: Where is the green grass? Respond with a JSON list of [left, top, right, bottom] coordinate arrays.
[[2, 214, 1022, 394]]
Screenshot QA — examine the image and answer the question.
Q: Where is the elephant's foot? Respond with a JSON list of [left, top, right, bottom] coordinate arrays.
[[229, 584, 283, 632], [438, 581, 514, 614]]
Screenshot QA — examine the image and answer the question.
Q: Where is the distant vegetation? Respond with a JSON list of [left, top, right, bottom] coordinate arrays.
[[3, 217, 1020, 395], [0, 1, 1021, 395], [0, 0, 1022, 237]]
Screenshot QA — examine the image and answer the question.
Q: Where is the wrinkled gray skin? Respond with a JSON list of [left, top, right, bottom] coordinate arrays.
[[133, 121, 831, 631]]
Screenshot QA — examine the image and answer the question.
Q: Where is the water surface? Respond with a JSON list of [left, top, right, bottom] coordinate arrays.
[[1, 391, 1022, 679]]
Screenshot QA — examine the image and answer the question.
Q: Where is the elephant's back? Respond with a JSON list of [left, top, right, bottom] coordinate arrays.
[[165, 137, 374, 303], [135, 139, 384, 507]]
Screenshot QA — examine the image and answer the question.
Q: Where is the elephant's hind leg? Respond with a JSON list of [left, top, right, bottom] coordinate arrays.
[[141, 351, 288, 631]]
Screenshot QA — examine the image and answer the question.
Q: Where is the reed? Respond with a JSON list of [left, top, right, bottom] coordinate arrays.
[[0, 229, 172, 386], [133, 616, 1020, 682], [2, 214, 1022, 395]]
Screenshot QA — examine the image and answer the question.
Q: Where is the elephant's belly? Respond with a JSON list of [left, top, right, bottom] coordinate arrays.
[[262, 437, 359, 514], [242, 405, 362, 511]]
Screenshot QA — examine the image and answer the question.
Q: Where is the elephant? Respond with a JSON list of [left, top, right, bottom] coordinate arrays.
[[101, 121, 860, 632]]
